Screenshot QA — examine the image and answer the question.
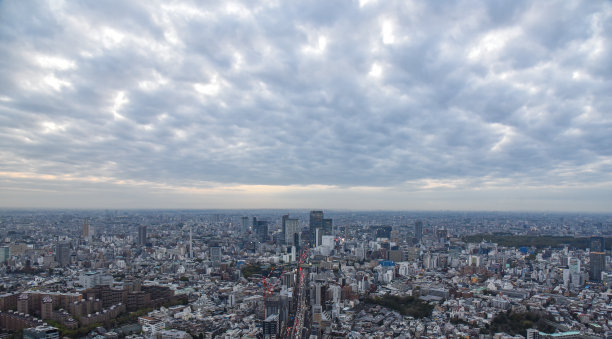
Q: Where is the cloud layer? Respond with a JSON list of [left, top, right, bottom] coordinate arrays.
[[1, 0, 611, 210]]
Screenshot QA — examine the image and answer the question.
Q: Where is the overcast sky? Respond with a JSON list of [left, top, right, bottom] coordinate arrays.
[[0, 0, 611, 211]]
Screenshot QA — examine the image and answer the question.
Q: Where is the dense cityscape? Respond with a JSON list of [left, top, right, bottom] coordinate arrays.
[[0, 210, 610, 339]]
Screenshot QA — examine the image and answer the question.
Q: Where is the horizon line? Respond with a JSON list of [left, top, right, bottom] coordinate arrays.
[[0, 207, 610, 215]]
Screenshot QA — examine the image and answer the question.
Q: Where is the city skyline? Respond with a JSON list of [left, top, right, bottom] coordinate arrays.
[[0, 208, 609, 339], [1, 1, 611, 211]]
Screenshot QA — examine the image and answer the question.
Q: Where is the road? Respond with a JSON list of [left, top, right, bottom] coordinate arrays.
[[286, 248, 309, 339]]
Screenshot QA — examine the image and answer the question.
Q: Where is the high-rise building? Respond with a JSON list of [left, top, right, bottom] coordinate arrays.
[[138, 225, 147, 246], [241, 216, 250, 234], [293, 233, 300, 251], [283, 216, 300, 246], [310, 211, 332, 246], [82, 219, 90, 240], [590, 237, 605, 282], [309, 211, 323, 242], [253, 217, 269, 243], [189, 226, 193, 258], [56, 242, 71, 267], [281, 214, 289, 241], [415, 221, 423, 243], [311, 283, 326, 306], [322, 218, 333, 236]]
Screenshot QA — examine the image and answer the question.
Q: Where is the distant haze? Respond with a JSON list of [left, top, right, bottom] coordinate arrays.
[[0, 1, 611, 212]]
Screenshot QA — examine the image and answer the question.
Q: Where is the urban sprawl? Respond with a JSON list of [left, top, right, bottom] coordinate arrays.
[[0, 210, 611, 339]]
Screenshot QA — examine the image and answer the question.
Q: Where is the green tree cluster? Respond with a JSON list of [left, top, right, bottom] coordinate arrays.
[[365, 295, 434, 318], [487, 311, 556, 336], [241, 264, 273, 278]]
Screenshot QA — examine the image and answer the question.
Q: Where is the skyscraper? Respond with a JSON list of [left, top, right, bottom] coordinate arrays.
[[590, 236, 605, 282], [56, 242, 71, 267], [322, 218, 333, 236], [241, 216, 250, 234], [309, 211, 332, 247], [281, 214, 289, 243], [568, 257, 582, 288], [284, 217, 299, 246], [138, 225, 147, 246], [82, 219, 90, 240], [415, 221, 423, 243], [189, 226, 193, 258], [253, 217, 269, 243], [308, 211, 323, 243]]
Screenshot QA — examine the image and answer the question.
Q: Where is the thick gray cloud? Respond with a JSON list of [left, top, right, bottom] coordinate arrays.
[[0, 0, 611, 210]]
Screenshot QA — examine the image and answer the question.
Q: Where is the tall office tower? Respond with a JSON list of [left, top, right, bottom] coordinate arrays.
[[309, 211, 323, 241], [315, 218, 333, 246], [415, 221, 423, 243], [56, 242, 71, 267], [311, 283, 326, 306], [322, 218, 333, 236], [310, 211, 333, 246], [281, 214, 289, 243], [82, 219, 90, 240], [252, 217, 257, 238], [253, 217, 269, 243], [590, 236, 605, 282], [259, 220, 269, 242], [284, 217, 300, 246], [294, 233, 300, 250], [138, 225, 147, 246], [568, 257, 582, 288], [189, 226, 193, 258], [241, 216, 250, 234]]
